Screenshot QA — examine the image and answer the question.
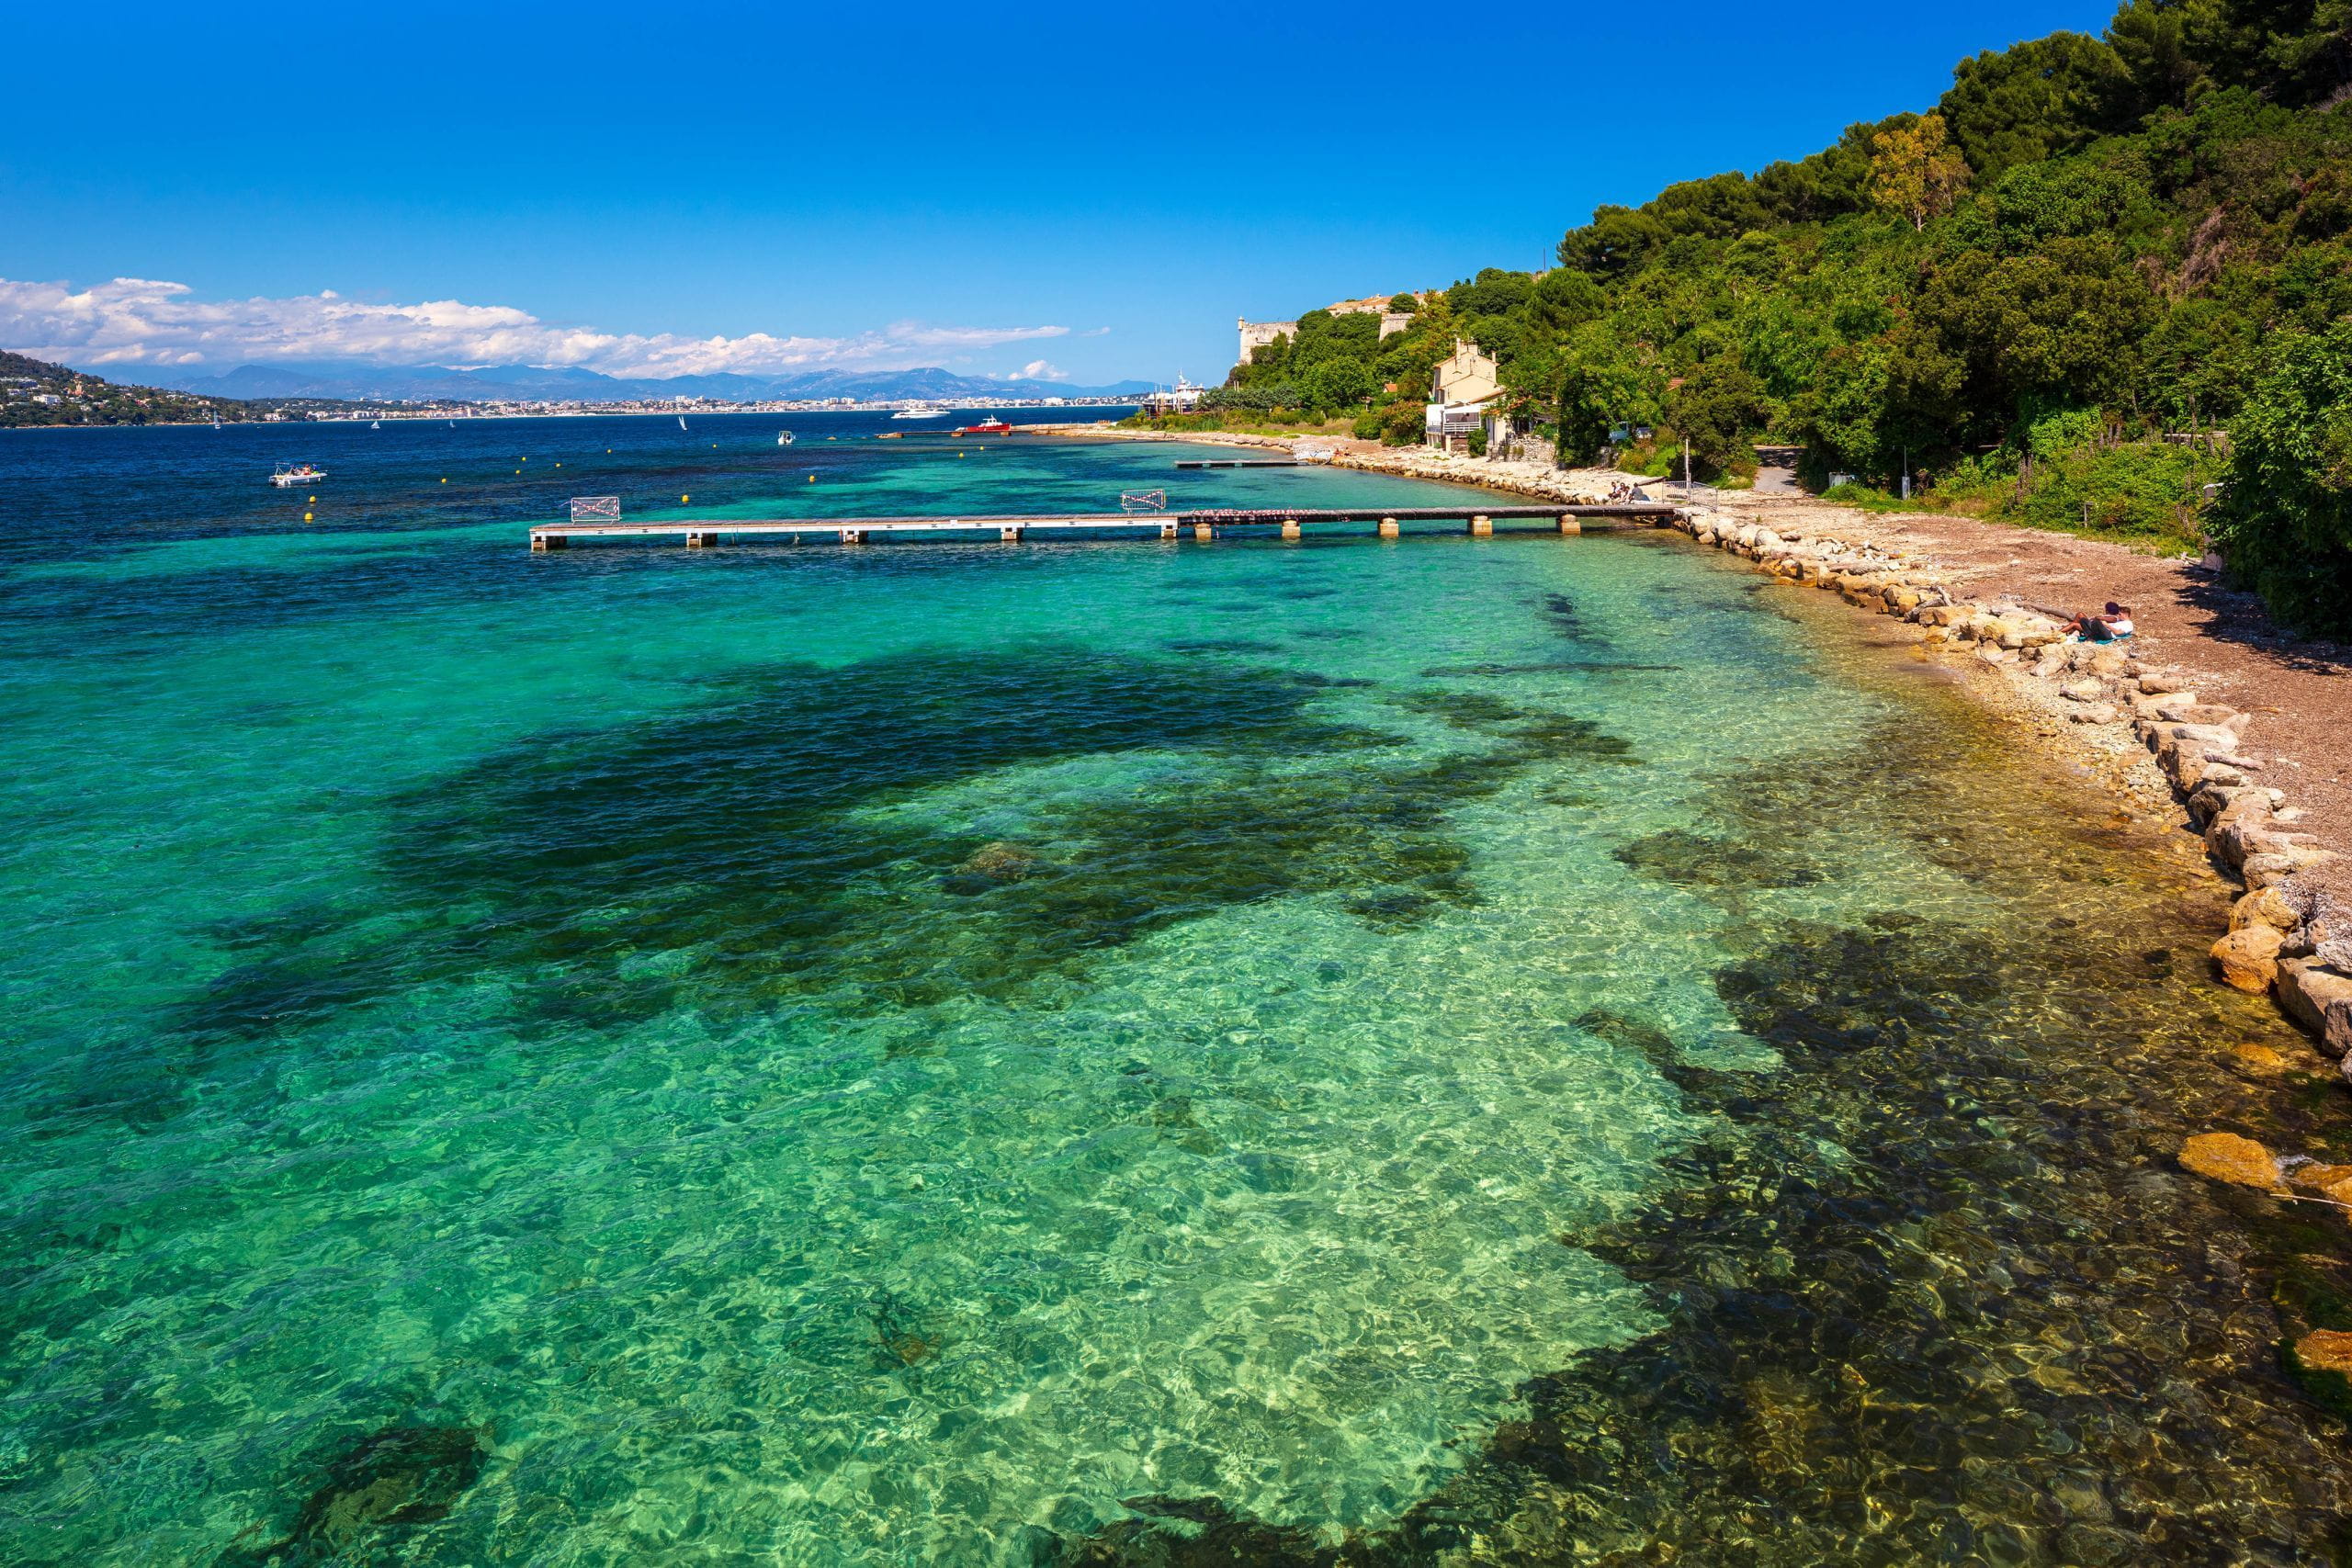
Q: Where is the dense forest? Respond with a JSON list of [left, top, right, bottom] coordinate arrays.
[[0, 351, 260, 428], [1211, 0, 2352, 633]]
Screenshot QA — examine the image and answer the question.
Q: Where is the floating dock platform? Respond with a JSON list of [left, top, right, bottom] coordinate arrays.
[[529, 503, 1678, 550]]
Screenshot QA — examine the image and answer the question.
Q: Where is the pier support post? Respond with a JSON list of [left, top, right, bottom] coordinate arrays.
[[840, 528, 868, 546], [1557, 515, 1582, 536], [1000, 526, 1023, 543], [1377, 517, 1399, 539], [1280, 518, 1301, 540], [1159, 522, 1179, 539], [531, 534, 564, 551], [1468, 514, 1493, 536], [1193, 524, 1214, 542], [685, 530, 718, 547]]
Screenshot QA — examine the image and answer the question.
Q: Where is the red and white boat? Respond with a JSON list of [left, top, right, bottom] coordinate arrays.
[[953, 419, 1013, 435]]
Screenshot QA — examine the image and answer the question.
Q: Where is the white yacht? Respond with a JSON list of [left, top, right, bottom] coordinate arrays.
[[891, 404, 948, 420]]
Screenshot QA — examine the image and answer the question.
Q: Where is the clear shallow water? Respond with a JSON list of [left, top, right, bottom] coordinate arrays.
[[2, 416, 2347, 1565]]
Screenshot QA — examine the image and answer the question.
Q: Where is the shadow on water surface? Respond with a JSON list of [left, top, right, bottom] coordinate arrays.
[[148, 644, 1639, 1095]]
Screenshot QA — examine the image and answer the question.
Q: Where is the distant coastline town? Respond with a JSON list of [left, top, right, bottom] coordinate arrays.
[[0, 348, 1155, 430]]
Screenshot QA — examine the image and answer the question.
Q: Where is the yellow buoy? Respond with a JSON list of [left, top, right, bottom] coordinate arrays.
[[808, 474, 816, 482], [682, 494, 690, 503], [303, 512, 313, 523], [556, 462, 562, 468], [440, 478, 447, 483]]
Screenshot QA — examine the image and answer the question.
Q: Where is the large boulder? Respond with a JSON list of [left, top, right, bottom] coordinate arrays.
[[2232, 886, 2303, 933], [2212, 926, 2285, 992], [2179, 1132, 2283, 1189], [2280, 960, 2352, 1054], [2297, 1329, 2352, 1377]]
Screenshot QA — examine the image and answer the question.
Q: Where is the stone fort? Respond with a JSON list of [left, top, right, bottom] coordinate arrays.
[[1237, 295, 1421, 367]]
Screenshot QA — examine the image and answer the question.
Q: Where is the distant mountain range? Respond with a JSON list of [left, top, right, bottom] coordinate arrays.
[[126, 360, 1157, 405]]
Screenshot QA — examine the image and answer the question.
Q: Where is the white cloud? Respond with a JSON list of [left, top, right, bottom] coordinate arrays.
[[0, 276, 1072, 378], [1003, 359, 1068, 382]]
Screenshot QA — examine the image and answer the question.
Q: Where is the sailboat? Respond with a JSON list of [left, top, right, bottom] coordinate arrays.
[[370, 419, 381, 430], [211, 416, 221, 431], [776, 430, 795, 446], [678, 416, 689, 431]]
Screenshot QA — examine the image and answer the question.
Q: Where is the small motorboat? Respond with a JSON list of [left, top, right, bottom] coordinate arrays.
[[269, 463, 325, 487], [776, 430, 795, 446]]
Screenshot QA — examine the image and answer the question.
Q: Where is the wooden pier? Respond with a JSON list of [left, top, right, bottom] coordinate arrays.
[[528, 503, 1678, 550], [1172, 458, 1303, 468]]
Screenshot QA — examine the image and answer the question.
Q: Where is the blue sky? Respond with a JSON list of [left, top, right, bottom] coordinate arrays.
[[1, 0, 2119, 386]]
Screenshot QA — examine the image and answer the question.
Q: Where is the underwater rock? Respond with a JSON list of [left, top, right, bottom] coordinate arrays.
[[2177, 1132, 2283, 1190], [2291, 1163, 2352, 1202], [1053, 1495, 1333, 1567], [2233, 1043, 2291, 1074], [2212, 927, 2285, 992], [2295, 1329, 2352, 1378], [958, 840, 1040, 883], [221, 1424, 486, 1566]]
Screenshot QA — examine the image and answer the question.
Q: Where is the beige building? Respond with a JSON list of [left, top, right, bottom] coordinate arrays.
[[1430, 338, 1499, 405], [1237, 293, 1421, 367], [1425, 339, 1503, 453]]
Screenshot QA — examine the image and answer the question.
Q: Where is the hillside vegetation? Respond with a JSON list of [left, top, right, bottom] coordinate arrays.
[[1210, 0, 2352, 633], [0, 352, 261, 428]]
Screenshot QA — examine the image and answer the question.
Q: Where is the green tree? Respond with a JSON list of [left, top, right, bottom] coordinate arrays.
[[1668, 361, 1769, 478], [2215, 319, 2352, 633], [1939, 33, 2136, 180]]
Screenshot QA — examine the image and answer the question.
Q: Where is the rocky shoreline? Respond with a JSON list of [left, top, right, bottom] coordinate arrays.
[[1657, 502, 2351, 1058], [1071, 422, 2352, 1065]]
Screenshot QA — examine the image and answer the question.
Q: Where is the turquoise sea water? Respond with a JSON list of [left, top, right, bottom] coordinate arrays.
[[3, 413, 2348, 1564]]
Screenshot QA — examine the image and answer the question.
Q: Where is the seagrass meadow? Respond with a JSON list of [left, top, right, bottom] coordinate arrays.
[[4, 413, 2351, 1565]]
